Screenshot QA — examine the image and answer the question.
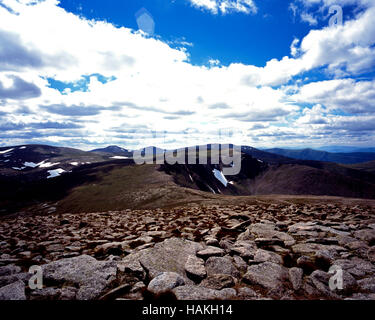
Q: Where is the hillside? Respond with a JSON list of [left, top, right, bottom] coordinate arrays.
[[1, 144, 375, 215]]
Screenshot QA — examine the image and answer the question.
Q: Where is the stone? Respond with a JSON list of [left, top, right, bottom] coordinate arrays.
[[333, 258, 375, 278], [367, 246, 375, 262], [289, 267, 303, 291], [0, 272, 31, 288], [172, 285, 236, 300], [253, 249, 283, 264], [255, 238, 285, 247], [0, 265, 22, 277], [0, 280, 26, 300], [353, 229, 375, 244], [136, 238, 203, 280], [297, 256, 317, 273], [243, 262, 289, 291], [197, 247, 225, 259], [292, 243, 327, 255], [117, 256, 145, 280], [94, 242, 123, 256], [233, 256, 248, 273], [30, 287, 61, 300], [128, 236, 153, 249], [309, 270, 332, 297], [205, 256, 240, 278], [185, 255, 206, 281], [200, 274, 235, 290], [250, 223, 295, 246], [148, 272, 185, 295], [237, 287, 257, 299], [357, 277, 375, 293], [42, 255, 117, 300]]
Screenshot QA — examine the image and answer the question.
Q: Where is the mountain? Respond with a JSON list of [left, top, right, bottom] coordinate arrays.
[[2, 143, 375, 215], [264, 148, 375, 164], [90, 145, 133, 157], [317, 146, 375, 153], [345, 160, 375, 174]]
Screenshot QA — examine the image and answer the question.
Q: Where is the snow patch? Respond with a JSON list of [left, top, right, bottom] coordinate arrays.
[[70, 162, 79, 166], [24, 162, 38, 168], [47, 169, 66, 179], [19, 146, 26, 150], [212, 169, 228, 187], [12, 167, 25, 171], [0, 148, 14, 154], [38, 161, 60, 168], [207, 185, 216, 194], [110, 156, 129, 159]]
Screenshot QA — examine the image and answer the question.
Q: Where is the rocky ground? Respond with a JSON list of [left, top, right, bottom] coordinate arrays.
[[1, 200, 375, 300]]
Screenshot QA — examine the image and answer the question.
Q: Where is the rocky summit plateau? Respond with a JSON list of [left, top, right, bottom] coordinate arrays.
[[1, 197, 375, 301]]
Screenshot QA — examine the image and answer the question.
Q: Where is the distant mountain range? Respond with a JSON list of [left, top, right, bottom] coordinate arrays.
[[264, 148, 375, 164], [316, 146, 375, 153], [1, 143, 375, 215]]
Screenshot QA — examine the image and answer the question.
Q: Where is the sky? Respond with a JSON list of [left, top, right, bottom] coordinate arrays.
[[0, 0, 374, 150]]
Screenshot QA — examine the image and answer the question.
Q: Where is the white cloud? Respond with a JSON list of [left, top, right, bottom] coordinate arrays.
[[188, 0, 257, 15], [292, 79, 375, 114], [300, 12, 318, 25], [0, 0, 374, 149]]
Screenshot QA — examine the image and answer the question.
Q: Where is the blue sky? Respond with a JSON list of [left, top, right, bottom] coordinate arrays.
[[0, 0, 375, 150]]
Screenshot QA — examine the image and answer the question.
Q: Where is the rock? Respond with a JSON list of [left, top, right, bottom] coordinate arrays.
[[255, 238, 285, 247], [172, 285, 236, 300], [42, 255, 117, 300], [0, 280, 26, 300], [148, 272, 185, 295], [94, 242, 123, 257], [185, 255, 206, 281], [205, 257, 240, 278], [367, 246, 375, 262], [0, 265, 21, 277], [30, 287, 61, 300], [197, 246, 225, 259], [297, 256, 317, 274], [45, 244, 65, 252], [353, 229, 375, 244], [219, 239, 234, 252], [289, 267, 303, 291], [315, 250, 335, 269], [357, 277, 375, 293], [243, 262, 289, 291], [233, 256, 247, 273], [0, 272, 31, 288], [250, 223, 295, 246], [253, 249, 283, 265], [137, 238, 203, 280], [237, 287, 257, 299], [60, 287, 78, 300], [309, 270, 332, 297], [200, 274, 235, 290], [128, 236, 153, 249], [205, 238, 219, 246], [292, 243, 328, 255], [99, 283, 133, 301], [339, 271, 357, 295], [117, 256, 145, 280], [333, 258, 375, 278]]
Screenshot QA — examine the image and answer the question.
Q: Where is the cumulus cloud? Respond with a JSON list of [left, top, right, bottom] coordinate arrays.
[[0, 75, 41, 99], [0, 0, 374, 148], [188, 0, 257, 15], [292, 79, 375, 114]]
